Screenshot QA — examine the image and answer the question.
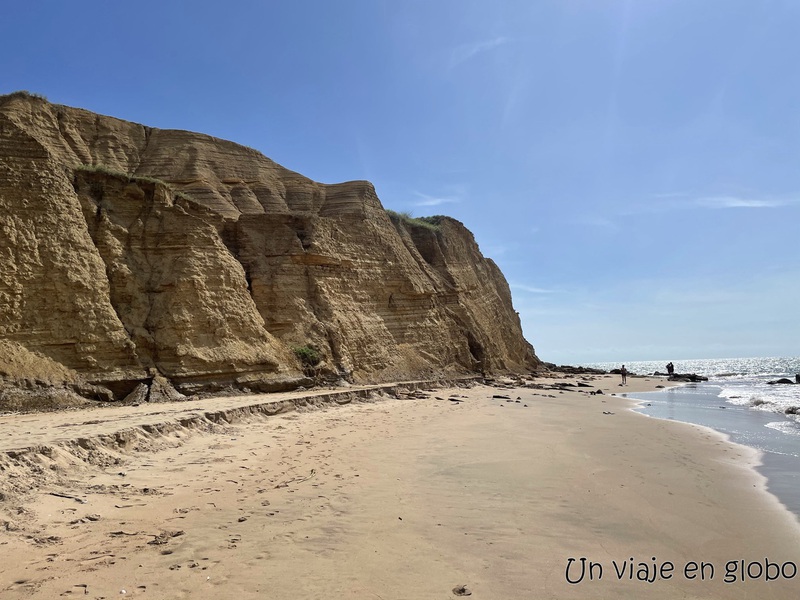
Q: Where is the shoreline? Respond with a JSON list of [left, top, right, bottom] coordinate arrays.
[[2, 373, 799, 599], [625, 381, 800, 523], [623, 388, 790, 516]]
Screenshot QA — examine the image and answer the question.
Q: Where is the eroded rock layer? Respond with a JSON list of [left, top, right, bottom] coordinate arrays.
[[0, 93, 540, 407]]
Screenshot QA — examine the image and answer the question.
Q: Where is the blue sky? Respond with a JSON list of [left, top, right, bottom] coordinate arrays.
[[3, 0, 798, 364]]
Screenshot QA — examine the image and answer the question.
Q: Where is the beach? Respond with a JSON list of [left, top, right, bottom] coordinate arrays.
[[1, 373, 798, 599]]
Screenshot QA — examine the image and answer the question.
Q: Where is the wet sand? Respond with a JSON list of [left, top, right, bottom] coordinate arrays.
[[1, 374, 798, 599]]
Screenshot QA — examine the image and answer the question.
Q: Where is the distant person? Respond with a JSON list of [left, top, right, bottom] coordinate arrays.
[[620, 365, 628, 385], [666, 362, 674, 376]]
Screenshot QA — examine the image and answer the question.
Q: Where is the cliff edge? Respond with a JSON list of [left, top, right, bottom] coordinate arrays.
[[0, 92, 540, 409]]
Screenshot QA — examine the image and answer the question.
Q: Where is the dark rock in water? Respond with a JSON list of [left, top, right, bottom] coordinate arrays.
[[768, 378, 796, 385], [542, 363, 607, 375], [785, 407, 800, 415], [669, 373, 708, 382]]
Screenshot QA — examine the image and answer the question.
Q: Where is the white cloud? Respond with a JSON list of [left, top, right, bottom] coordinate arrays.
[[510, 283, 557, 294], [620, 192, 796, 215], [449, 37, 509, 69], [481, 243, 508, 257], [412, 190, 461, 207], [571, 215, 620, 230], [696, 196, 787, 209], [652, 191, 690, 199]]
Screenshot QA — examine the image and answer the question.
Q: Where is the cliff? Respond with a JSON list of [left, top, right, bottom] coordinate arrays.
[[0, 92, 540, 408]]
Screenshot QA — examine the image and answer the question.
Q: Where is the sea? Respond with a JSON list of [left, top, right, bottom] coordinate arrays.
[[580, 357, 800, 518]]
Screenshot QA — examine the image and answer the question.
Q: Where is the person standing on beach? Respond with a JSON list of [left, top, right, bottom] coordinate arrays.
[[620, 365, 628, 385]]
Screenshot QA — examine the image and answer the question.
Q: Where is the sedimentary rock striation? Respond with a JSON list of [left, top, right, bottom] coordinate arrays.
[[0, 92, 540, 408]]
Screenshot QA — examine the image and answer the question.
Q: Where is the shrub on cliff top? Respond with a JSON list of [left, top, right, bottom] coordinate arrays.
[[385, 209, 442, 232], [0, 90, 49, 102], [415, 215, 445, 228]]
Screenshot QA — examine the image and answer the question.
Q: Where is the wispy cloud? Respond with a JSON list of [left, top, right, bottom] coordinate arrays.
[[501, 71, 530, 127], [481, 243, 508, 258], [652, 191, 690, 199], [449, 37, 509, 69], [620, 192, 795, 215], [695, 196, 787, 209], [571, 215, 620, 231], [510, 283, 558, 294], [412, 190, 461, 207]]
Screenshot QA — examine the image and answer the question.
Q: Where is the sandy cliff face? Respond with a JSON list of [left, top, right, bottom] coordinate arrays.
[[0, 93, 540, 407]]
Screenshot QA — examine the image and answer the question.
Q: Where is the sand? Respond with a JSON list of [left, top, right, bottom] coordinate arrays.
[[1, 373, 798, 599]]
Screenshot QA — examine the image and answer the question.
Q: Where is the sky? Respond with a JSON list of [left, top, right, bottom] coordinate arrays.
[[2, 0, 799, 364]]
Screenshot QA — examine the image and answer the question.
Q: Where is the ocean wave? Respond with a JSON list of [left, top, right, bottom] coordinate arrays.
[[718, 379, 799, 413], [765, 421, 800, 436], [719, 393, 754, 406]]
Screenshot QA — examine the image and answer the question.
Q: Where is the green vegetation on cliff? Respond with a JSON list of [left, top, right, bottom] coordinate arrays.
[[385, 210, 443, 232]]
